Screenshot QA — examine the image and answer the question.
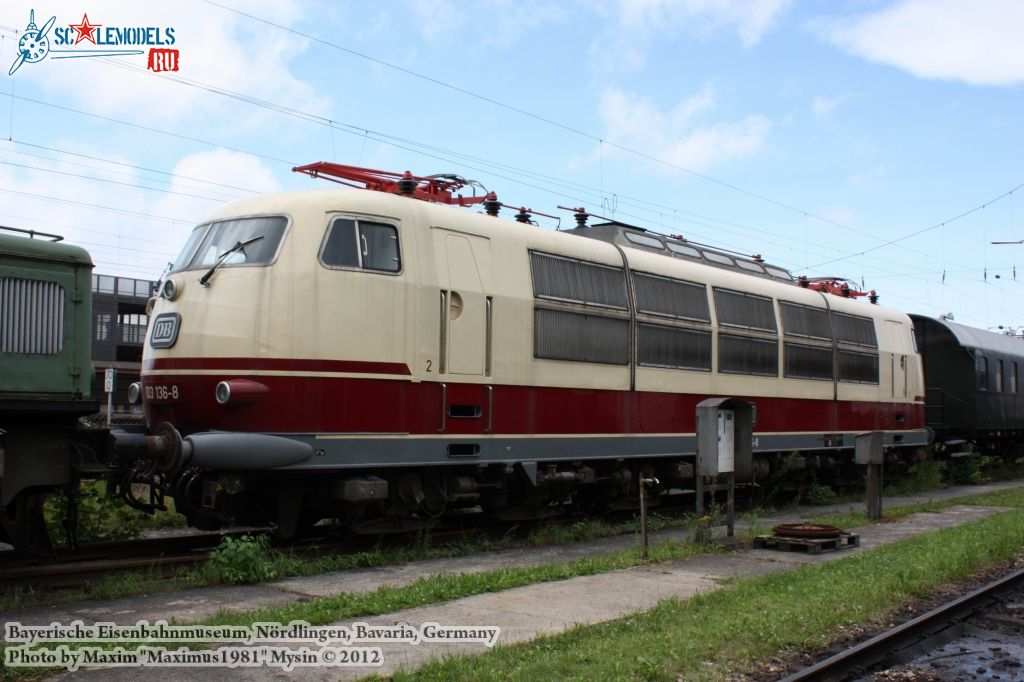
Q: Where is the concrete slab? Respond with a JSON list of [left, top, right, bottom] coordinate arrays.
[[3, 585, 298, 632]]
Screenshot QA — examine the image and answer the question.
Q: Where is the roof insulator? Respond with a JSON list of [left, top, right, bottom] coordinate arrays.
[[397, 171, 417, 195], [483, 192, 501, 217], [574, 208, 588, 228]]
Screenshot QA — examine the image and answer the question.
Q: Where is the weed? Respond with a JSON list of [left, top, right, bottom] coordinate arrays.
[[198, 534, 278, 585], [946, 456, 982, 485], [803, 482, 838, 506], [43, 479, 184, 546], [885, 459, 945, 495]]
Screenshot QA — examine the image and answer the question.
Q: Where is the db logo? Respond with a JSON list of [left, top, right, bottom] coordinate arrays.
[[150, 313, 181, 349]]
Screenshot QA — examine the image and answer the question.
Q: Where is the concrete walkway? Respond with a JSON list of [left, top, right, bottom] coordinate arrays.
[[2, 480, 1019, 680]]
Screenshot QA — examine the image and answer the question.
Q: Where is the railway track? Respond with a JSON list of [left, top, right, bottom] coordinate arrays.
[[0, 519, 498, 587], [781, 566, 1024, 681], [0, 529, 268, 585]]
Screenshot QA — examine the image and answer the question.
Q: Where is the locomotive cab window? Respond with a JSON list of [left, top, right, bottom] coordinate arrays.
[[172, 216, 288, 272], [321, 218, 401, 273]]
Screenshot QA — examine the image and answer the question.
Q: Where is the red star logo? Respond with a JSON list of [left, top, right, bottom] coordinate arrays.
[[69, 13, 102, 45]]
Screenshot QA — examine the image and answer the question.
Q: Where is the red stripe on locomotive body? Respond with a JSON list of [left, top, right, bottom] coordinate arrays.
[[142, 357, 412, 376], [141, 373, 925, 436]]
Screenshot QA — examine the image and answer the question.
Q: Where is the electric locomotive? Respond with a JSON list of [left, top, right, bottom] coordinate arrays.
[[0, 226, 110, 551], [114, 163, 929, 536]]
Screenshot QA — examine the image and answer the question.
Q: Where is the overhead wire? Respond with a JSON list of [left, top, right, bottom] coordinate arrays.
[[2, 19, 1020, 322], [199, 0, 976, 265]]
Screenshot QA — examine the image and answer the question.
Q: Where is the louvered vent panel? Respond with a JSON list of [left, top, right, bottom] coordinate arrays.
[[0, 278, 65, 354]]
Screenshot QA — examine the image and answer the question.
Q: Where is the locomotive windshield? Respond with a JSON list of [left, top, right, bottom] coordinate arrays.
[[170, 216, 287, 272]]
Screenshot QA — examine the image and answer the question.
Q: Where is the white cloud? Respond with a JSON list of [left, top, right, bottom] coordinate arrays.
[[0, 142, 280, 278], [152, 149, 281, 222], [819, 0, 1024, 86], [615, 0, 790, 46], [406, 0, 567, 48], [591, 0, 791, 74], [596, 86, 771, 172], [811, 93, 854, 117], [1, 1, 326, 125]]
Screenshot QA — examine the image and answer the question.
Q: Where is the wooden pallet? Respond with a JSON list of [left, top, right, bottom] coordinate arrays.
[[753, 532, 860, 554]]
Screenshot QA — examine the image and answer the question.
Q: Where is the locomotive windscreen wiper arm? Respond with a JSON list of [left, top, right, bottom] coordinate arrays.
[[198, 235, 264, 287]]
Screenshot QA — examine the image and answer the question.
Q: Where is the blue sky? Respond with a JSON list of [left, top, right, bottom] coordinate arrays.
[[1, 0, 1022, 331]]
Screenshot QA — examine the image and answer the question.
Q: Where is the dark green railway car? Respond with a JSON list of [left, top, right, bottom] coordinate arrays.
[[1, 227, 97, 550], [910, 314, 1024, 448]]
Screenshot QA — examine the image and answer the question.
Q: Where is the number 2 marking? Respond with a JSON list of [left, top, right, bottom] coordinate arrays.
[[426, 360, 433, 372]]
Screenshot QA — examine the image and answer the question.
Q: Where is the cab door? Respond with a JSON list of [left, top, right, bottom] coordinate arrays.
[[887, 320, 908, 400], [433, 229, 490, 376], [432, 228, 493, 438]]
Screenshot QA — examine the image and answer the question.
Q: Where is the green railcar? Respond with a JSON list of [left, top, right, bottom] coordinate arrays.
[[1, 227, 97, 551]]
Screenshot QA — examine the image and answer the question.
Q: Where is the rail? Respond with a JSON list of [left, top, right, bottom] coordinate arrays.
[[781, 567, 1024, 681]]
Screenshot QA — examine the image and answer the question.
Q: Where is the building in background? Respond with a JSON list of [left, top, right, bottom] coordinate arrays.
[[90, 274, 157, 413]]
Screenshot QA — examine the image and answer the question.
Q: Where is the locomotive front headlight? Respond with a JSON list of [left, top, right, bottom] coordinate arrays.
[[215, 381, 231, 405], [127, 382, 141, 404], [161, 277, 180, 301]]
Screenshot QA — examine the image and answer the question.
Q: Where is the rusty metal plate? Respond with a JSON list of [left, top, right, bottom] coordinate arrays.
[[772, 522, 843, 539]]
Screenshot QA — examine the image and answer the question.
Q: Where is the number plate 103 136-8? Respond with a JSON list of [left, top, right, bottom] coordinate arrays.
[[144, 384, 183, 403]]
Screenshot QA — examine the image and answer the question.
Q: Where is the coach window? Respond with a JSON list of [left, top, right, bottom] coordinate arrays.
[[1012, 362, 1019, 393], [321, 218, 401, 273], [979, 356, 989, 391], [996, 359, 1004, 392]]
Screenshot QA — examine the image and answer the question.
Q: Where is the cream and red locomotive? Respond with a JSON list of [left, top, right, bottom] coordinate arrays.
[[116, 163, 927, 535]]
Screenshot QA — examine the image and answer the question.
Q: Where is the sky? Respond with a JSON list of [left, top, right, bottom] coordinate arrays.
[[0, 0, 1022, 332]]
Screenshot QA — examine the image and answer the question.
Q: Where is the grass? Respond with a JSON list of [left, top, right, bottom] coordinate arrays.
[[4, 481, 1020, 613], [0, 510, 709, 612], [808, 498, 948, 529], [201, 539, 712, 629], [3, 485, 1022, 681], [0, 540, 714, 680], [43, 479, 185, 546], [392, 487, 1024, 681]]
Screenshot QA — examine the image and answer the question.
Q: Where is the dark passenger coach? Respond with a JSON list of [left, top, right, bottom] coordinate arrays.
[[911, 314, 1024, 447]]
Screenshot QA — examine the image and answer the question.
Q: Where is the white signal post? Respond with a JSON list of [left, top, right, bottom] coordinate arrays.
[[104, 368, 116, 427]]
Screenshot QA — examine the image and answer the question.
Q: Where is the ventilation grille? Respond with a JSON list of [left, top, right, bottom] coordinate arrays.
[[833, 312, 877, 348], [719, 334, 778, 376], [639, 324, 711, 371], [0, 277, 65, 354], [780, 302, 832, 341], [634, 273, 710, 321], [530, 251, 627, 309], [534, 308, 629, 365], [715, 288, 777, 332]]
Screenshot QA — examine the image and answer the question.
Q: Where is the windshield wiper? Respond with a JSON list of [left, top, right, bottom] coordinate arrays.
[[198, 235, 264, 287]]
